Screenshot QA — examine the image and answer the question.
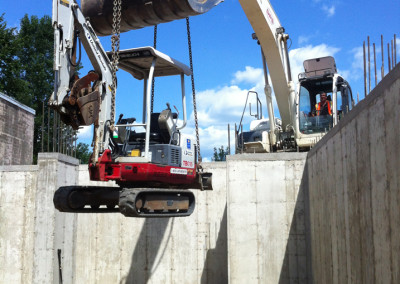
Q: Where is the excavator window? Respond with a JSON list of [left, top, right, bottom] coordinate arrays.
[[298, 79, 334, 134]]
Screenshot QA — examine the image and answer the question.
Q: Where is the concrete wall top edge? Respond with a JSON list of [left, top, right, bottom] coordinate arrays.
[[227, 152, 308, 161], [308, 63, 400, 157], [0, 165, 38, 172], [38, 152, 80, 166]]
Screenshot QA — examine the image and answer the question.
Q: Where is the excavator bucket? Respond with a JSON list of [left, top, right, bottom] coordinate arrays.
[[81, 0, 223, 36]]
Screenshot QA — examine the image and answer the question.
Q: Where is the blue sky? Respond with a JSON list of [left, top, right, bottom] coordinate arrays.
[[2, 0, 399, 160]]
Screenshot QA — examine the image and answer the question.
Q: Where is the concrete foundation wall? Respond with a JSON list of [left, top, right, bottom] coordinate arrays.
[[0, 152, 310, 283], [0, 93, 35, 166], [307, 64, 400, 283], [227, 153, 310, 284]]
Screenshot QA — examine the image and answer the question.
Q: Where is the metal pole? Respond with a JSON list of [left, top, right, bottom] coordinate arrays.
[[363, 41, 367, 97], [228, 124, 231, 155], [388, 43, 391, 72], [381, 35, 385, 79], [47, 106, 50, 152], [58, 113, 61, 153], [368, 36, 371, 93], [234, 123, 238, 154], [373, 43, 377, 86], [391, 39, 394, 69], [395, 34, 397, 65], [53, 109, 56, 152], [41, 101, 44, 152]]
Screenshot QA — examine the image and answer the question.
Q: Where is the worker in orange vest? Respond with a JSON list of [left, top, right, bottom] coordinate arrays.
[[315, 92, 332, 116]]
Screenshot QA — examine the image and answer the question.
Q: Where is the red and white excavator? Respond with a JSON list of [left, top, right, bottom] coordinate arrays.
[[50, 0, 219, 217]]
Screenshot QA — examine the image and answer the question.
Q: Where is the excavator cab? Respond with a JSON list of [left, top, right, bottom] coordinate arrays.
[[296, 56, 354, 149]]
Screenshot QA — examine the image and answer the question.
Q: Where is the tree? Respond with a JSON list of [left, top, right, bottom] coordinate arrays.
[[0, 14, 26, 97], [0, 14, 54, 163], [75, 143, 92, 164], [212, 145, 229, 161]]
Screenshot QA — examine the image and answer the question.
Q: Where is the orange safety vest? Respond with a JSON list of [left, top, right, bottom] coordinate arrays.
[[316, 101, 332, 115]]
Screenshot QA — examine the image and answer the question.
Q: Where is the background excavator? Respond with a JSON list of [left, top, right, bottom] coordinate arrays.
[[236, 0, 355, 153], [50, 0, 220, 217]]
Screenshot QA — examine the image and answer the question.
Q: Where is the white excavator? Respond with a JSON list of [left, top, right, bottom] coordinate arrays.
[[236, 0, 355, 153], [50, 0, 220, 217]]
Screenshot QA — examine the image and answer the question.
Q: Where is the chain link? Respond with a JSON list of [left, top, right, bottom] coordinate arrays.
[[186, 17, 202, 163], [150, 25, 157, 114], [110, 0, 122, 126]]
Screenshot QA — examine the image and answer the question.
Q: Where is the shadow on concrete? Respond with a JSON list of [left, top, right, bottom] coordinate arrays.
[[278, 162, 313, 284], [122, 218, 171, 284], [200, 205, 228, 284]]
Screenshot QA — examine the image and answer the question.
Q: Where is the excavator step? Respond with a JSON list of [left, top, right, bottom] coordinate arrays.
[[53, 186, 195, 217], [119, 188, 195, 218]]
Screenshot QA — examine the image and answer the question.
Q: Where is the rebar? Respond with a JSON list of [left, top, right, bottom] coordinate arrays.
[[41, 101, 44, 152], [368, 36, 371, 93], [395, 34, 397, 65], [47, 106, 50, 152], [381, 35, 384, 80], [388, 43, 391, 71], [373, 43, 377, 86], [391, 39, 394, 69], [363, 41, 367, 97]]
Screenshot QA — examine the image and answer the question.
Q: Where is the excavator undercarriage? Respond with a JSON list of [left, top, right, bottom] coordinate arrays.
[[54, 186, 196, 217]]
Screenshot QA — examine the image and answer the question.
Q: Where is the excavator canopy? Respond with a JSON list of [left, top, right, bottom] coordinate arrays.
[[108, 47, 192, 80]]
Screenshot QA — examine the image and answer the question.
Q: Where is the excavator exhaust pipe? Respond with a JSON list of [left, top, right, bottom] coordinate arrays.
[[81, 0, 223, 36]]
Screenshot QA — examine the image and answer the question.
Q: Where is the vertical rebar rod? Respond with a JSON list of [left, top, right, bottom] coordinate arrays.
[[357, 92, 359, 104], [388, 43, 391, 71], [391, 39, 394, 69], [381, 35, 385, 79], [234, 123, 238, 154], [58, 113, 61, 153], [368, 36, 371, 93], [373, 43, 377, 86], [395, 34, 397, 65], [41, 101, 44, 152], [74, 131, 77, 158], [53, 110, 56, 152], [363, 41, 367, 97], [228, 124, 231, 155], [47, 106, 50, 152]]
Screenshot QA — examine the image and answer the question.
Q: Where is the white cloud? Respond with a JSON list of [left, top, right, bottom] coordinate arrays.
[[231, 66, 264, 85], [298, 36, 311, 45], [289, 44, 341, 85], [322, 5, 335, 17], [77, 125, 93, 141]]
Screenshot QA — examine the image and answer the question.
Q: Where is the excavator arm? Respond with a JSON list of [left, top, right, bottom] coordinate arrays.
[[51, 0, 114, 163], [238, 0, 296, 132]]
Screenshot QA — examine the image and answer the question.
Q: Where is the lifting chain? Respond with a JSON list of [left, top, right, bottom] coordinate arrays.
[[110, 0, 122, 126], [186, 17, 202, 163], [150, 25, 158, 114]]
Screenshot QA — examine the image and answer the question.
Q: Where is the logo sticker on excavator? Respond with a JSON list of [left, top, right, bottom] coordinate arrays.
[[60, 0, 70, 7], [170, 168, 188, 175], [187, 139, 191, 150]]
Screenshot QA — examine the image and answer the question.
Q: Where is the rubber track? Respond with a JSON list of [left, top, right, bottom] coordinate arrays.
[[119, 188, 195, 218], [53, 186, 120, 213]]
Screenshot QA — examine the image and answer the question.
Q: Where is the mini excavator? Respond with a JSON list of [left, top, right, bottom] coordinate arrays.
[[50, 0, 219, 217]]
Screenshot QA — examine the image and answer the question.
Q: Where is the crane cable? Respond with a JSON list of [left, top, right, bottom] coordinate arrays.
[[186, 17, 202, 163], [150, 25, 158, 114]]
